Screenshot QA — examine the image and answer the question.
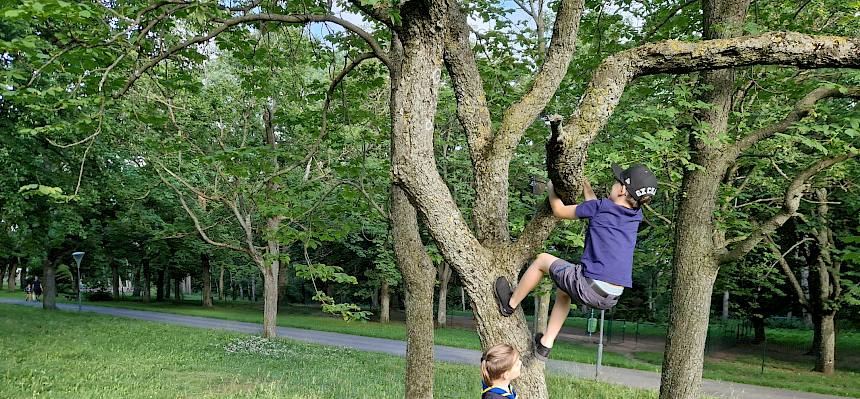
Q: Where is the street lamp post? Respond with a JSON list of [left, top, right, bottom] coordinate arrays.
[[72, 252, 85, 311]]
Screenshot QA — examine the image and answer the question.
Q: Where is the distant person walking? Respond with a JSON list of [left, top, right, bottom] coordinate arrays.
[[24, 283, 33, 301], [32, 277, 42, 302]]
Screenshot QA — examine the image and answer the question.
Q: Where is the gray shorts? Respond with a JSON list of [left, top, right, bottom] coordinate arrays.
[[549, 259, 619, 310]]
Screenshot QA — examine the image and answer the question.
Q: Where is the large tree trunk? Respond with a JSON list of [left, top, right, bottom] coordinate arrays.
[[660, 168, 724, 399], [6, 259, 16, 292], [810, 312, 822, 357], [262, 268, 278, 338], [379, 280, 391, 323], [218, 265, 225, 302], [142, 259, 151, 303], [111, 260, 120, 300], [660, 1, 750, 398], [390, 4, 555, 396], [391, 185, 437, 398], [815, 313, 836, 374], [42, 258, 57, 310], [436, 262, 452, 327], [201, 253, 213, 308], [811, 188, 837, 374]]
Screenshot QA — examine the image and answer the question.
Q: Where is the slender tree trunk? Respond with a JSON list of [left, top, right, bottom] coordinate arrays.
[[42, 258, 57, 310], [751, 315, 766, 344], [111, 260, 120, 300], [165, 272, 171, 299], [380, 280, 391, 323], [1, 262, 6, 290], [815, 313, 836, 374], [534, 279, 552, 335], [132, 266, 140, 297], [722, 291, 730, 322], [202, 253, 213, 308], [173, 275, 181, 302], [251, 277, 256, 302], [436, 262, 452, 327], [218, 265, 225, 302], [155, 266, 165, 302], [460, 286, 466, 311], [142, 259, 151, 303], [19, 260, 26, 291], [230, 272, 236, 301]]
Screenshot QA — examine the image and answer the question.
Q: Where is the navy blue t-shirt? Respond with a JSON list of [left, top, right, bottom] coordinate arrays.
[[575, 198, 642, 287]]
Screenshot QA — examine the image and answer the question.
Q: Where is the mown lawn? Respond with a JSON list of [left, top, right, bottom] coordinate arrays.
[[3, 291, 859, 397], [0, 304, 657, 398]]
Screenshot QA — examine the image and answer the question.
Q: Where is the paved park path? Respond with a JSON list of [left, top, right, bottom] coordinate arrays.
[[1, 298, 850, 399]]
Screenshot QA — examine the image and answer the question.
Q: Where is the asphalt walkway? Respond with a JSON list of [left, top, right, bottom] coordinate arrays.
[[0, 298, 849, 399]]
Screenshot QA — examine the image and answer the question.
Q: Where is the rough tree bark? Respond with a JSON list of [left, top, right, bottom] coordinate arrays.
[[811, 188, 838, 374], [660, 2, 750, 396]]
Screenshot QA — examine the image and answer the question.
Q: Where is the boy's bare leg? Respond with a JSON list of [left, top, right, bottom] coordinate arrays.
[[509, 253, 558, 309], [540, 290, 572, 348]]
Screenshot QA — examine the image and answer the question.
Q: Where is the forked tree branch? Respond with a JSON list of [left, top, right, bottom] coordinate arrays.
[[718, 153, 856, 264]]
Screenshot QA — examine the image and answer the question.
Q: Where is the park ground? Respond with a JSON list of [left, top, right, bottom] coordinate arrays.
[[1, 291, 858, 398]]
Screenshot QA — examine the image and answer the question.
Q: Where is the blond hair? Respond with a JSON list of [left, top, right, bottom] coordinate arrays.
[[481, 344, 519, 384]]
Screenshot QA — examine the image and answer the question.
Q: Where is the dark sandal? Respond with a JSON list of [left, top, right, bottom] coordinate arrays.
[[534, 333, 551, 361], [494, 276, 515, 317]]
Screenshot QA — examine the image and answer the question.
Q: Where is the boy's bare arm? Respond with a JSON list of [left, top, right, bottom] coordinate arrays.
[[582, 176, 597, 201], [547, 181, 578, 220]]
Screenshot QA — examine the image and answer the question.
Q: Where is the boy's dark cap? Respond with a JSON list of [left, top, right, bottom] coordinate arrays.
[[611, 164, 658, 202]]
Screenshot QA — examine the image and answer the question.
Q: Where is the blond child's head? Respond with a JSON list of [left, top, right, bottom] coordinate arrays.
[[481, 344, 522, 386]]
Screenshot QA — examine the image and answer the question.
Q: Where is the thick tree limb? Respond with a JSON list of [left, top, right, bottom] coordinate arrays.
[[117, 13, 391, 97], [442, 0, 494, 160], [549, 31, 860, 201], [493, 0, 585, 159], [725, 86, 860, 160], [717, 153, 856, 264]]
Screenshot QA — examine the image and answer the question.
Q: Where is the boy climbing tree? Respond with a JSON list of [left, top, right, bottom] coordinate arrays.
[[495, 116, 658, 360]]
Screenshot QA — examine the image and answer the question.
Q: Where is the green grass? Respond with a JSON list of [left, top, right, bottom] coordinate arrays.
[[3, 290, 859, 397], [0, 304, 657, 398]]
